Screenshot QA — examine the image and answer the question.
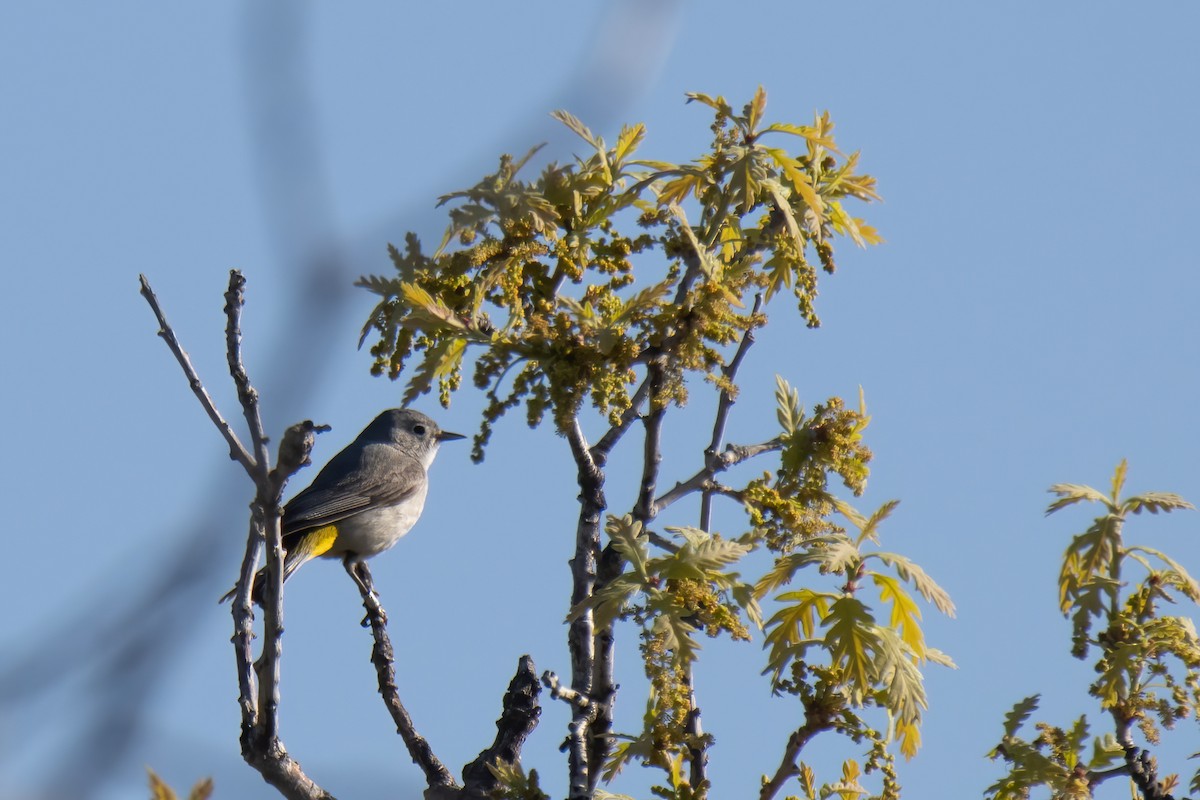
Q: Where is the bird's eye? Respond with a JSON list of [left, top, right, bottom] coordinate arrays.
[[413, 424, 427, 436]]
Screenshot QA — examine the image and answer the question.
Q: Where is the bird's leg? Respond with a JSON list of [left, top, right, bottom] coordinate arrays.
[[343, 554, 388, 627]]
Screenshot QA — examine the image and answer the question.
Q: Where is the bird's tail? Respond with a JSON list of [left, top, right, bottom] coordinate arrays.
[[217, 527, 334, 604], [218, 569, 270, 605]]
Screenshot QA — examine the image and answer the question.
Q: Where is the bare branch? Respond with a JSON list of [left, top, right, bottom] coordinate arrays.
[[1122, 745, 1177, 800], [143, 273, 333, 799], [242, 752, 337, 800], [255, 495, 285, 745], [1084, 764, 1131, 786], [223, 276, 288, 751], [585, 366, 670, 786], [461, 656, 542, 799], [633, 364, 667, 525], [269, 420, 332, 485], [234, 438, 331, 753], [541, 670, 593, 711], [224, 270, 271, 468], [655, 439, 782, 513], [645, 528, 680, 553], [759, 717, 834, 800], [701, 293, 764, 529], [566, 416, 602, 482], [138, 274, 255, 473], [671, 218, 707, 305], [684, 683, 708, 791], [345, 558, 458, 794], [564, 417, 605, 799], [232, 519, 261, 747], [592, 378, 650, 463]]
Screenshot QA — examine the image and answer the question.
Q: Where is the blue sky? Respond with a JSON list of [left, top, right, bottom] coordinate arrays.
[[3, 3, 1200, 799]]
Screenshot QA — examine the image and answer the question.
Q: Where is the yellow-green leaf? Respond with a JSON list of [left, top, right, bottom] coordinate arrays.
[[551, 108, 598, 148], [1046, 483, 1113, 515], [1110, 458, 1127, 500], [896, 719, 921, 760], [607, 515, 650, 581], [147, 769, 177, 800], [824, 597, 879, 701], [767, 148, 825, 214], [1123, 491, 1194, 515], [799, 762, 817, 800], [870, 551, 956, 617], [762, 122, 839, 151], [831, 759, 866, 800], [746, 85, 768, 133], [873, 572, 924, 654], [613, 123, 646, 167]]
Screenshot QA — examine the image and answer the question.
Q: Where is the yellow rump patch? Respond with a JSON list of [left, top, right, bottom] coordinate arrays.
[[297, 525, 339, 558]]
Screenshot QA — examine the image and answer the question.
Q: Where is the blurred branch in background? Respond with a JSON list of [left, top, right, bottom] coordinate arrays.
[[0, 2, 680, 797]]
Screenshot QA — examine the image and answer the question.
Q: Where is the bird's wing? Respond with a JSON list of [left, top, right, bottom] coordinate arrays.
[[282, 442, 426, 536]]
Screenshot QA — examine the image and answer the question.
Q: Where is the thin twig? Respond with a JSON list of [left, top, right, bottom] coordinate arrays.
[[232, 518, 261, 750], [654, 439, 782, 513], [759, 717, 833, 800], [541, 671, 593, 710], [225, 271, 271, 468], [701, 293, 764, 530], [1085, 764, 1131, 785], [256, 499, 285, 745], [633, 364, 667, 524], [645, 528, 680, 553], [138, 274, 255, 472], [346, 559, 458, 792], [592, 379, 651, 463]]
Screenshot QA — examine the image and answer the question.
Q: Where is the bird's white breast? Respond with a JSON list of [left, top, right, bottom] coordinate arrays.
[[325, 483, 429, 558]]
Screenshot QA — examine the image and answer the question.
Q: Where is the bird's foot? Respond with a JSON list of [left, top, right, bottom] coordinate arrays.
[[360, 596, 388, 627]]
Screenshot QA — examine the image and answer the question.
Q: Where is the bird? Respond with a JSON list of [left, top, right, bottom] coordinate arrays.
[[221, 408, 464, 604]]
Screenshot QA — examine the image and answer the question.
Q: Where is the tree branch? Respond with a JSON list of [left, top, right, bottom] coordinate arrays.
[[254, 495, 285, 746], [233, 517, 261, 747], [242, 752, 337, 800], [346, 559, 458, 795], [654, 439, 782, 513], [684, 683, 708, 791], [701, 293, 763, 530], [759, 716, 834, 800], [565, 417, 605, 799], [633, 364, 666, 524], [1122, 746, 1177, 800], [541, 670, 593, 711], [142, 272, 332, 800], [224, 271, 271, 468], [139, 274, 255, 472], [1084, 764, 1132, 786], [592, 379, 650, 464], [461, 656, 542, 800]]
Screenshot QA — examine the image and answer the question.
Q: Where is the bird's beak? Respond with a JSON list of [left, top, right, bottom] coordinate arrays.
[[438, 430, 466, 442]]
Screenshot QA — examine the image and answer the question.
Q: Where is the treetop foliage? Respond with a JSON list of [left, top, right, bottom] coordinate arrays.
[[988, 461, 1200, 800], [358, 86, 879, 460], [355, 88, 951, 800]]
